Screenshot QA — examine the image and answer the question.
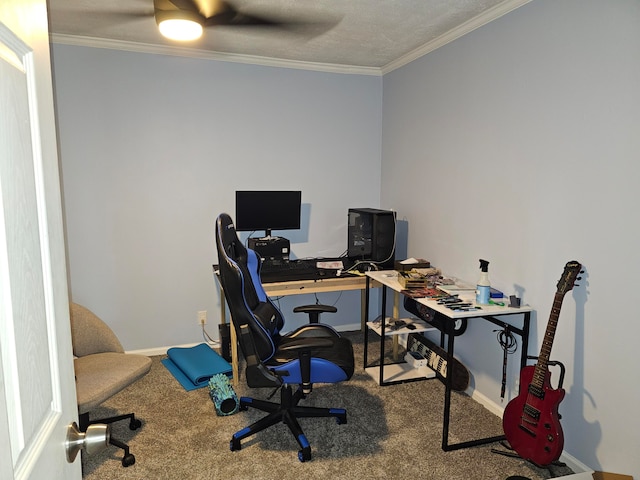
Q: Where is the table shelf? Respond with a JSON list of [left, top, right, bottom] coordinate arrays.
[[366, 317, 435, 337], [365, 362, 435, 383]]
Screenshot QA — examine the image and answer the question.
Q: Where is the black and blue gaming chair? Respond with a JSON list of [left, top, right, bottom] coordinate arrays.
[[215, 213, 354, 462]]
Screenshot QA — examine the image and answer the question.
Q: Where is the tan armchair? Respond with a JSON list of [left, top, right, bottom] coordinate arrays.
[[70, 302, 152, 467]]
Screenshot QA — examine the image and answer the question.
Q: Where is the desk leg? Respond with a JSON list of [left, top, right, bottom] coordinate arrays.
[[442, 327, 455, 451], [521, 312, 531, 370], [441, 323, 505, 451], [219, 288, 239, 386], [230, 320, 239, 386], [442, 313, 530, 451], [378, 285, 387, 386], [392, 291, 400, 361], [361, 288, 367, 332], [364, 276, 371, 368]]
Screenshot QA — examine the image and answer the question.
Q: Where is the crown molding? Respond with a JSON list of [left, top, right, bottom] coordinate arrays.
[[49, 33, 383, 77], [50, 0, 531, 77], [381, 0, 533, 75]]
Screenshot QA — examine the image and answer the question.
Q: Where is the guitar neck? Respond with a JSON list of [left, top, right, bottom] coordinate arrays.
[[531, 291, 564, 391]]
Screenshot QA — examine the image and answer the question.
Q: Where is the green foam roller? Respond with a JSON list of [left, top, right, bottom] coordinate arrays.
[[208, 373, 239, 416]]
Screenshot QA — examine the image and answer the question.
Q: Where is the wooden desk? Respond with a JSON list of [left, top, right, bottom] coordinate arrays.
[[216, 273, 380, 385], [364, 270, 533, 452]]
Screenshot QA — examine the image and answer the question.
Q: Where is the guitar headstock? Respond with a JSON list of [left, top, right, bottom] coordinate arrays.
[[556, 260, 583, 296]]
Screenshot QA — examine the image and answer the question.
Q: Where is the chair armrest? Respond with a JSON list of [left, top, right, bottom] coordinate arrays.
[[293, 304, 337, 324], [293, 304, 338, 314], [278, 337, 333, 394]]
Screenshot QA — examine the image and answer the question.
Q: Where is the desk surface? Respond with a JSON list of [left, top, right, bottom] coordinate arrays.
[[366, 270, 533, 319], [214, 264, 373, 296], [263, 274, 376, 296]]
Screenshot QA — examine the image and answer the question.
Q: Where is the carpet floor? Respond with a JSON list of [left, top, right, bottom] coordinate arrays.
[[81, 331, 574, 480]]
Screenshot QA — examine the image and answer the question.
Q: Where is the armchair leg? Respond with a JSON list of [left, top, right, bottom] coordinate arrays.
[[229, 385, 347, 462], [78, 412, 141, 467]]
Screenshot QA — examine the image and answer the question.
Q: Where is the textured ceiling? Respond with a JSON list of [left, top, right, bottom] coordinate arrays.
[[48, 0, 531, 73]]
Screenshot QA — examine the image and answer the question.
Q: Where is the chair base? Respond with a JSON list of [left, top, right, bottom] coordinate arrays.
[[229, 385, 347, 462], [79, 411, 142, 467]]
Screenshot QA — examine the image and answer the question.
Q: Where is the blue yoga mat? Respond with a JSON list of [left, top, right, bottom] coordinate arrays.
[[161, 343, 232, 391]]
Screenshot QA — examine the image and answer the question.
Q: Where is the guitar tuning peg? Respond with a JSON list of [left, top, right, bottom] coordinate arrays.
[[576, 276, 582, 281]]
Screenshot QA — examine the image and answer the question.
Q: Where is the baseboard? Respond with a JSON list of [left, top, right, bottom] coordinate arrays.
[[467, 388, 592, 476], [126, 341, 220, 357]]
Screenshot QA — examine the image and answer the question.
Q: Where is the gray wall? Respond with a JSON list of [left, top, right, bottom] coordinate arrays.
[[382, 0, 639, 476], [52, 46, 383, 350]]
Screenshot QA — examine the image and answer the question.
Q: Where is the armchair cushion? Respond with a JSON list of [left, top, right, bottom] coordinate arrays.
[[70, 302, 152, 413], [75, 352, 151, 413]]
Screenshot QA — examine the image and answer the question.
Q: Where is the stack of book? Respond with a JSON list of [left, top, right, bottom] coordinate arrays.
[[397, 270, 430, 288]]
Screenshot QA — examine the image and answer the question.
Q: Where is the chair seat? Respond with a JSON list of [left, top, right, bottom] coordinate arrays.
[[272, 334, 354, 382], [75, 352, 152, 413]]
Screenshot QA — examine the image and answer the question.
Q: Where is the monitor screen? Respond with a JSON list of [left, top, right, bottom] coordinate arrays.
[[235, 190, 302, 236]]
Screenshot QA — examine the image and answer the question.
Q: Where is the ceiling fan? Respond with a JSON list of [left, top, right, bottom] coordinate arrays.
[[153, 0, 332, 41]]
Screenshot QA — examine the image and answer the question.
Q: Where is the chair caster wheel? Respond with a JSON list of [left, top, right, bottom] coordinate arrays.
[[230, 438, 241, 452], [122, 454, 135, 467], [298, 448, 311, 462], [336, 414, 347, 425], [129, 419, 142, 430]]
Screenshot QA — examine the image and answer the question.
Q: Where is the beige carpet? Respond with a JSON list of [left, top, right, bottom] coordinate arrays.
[[81, 332, 574, 480]]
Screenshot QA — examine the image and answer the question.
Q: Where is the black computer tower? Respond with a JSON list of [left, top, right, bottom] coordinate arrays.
[[347, 208, 396, 269]]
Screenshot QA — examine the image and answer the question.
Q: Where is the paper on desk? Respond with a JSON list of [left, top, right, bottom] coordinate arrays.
[[413, 267, 440, 276], [400, 257, 424, 264], [316, 260, 344, 269]]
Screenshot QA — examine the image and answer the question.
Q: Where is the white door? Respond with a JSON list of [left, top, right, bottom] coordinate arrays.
[[0, 0, 81, 478]]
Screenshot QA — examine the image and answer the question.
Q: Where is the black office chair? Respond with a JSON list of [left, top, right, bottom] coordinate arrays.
[[215, 213, 354, 462]]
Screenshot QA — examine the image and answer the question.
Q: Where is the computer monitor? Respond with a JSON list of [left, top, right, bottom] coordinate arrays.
[[235, 190, 302, 238]]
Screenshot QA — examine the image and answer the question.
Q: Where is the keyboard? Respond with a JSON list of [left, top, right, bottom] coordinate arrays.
[[260, 259, 321, 282], [259, 257, 357, 282]]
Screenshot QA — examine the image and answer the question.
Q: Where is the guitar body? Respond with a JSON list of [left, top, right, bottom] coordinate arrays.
[[503, 364, 565, 466]]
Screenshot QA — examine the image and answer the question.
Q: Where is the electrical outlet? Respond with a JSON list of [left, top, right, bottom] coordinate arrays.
[[197, 310, 207, 325]]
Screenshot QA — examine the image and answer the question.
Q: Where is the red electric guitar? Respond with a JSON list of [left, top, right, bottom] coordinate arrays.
[[502, 260, 582, 466]]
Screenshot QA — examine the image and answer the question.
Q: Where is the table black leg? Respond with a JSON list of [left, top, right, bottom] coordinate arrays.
[[363, 276, 371, 368], [378, 285, 387, 385], [442, 323, 455, 450], [520, 311, 531, 369], [442, 312, 531, 451]]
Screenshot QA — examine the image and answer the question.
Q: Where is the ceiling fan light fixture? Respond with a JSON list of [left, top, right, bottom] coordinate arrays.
[[156, 10, 204, 41]]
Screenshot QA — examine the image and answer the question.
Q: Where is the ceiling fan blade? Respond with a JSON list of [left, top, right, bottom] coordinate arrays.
[[200, 1, 277, 27], [204, 12, 282, 28], [48, 8, 153, 32], [152, 0, 341, 34]]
